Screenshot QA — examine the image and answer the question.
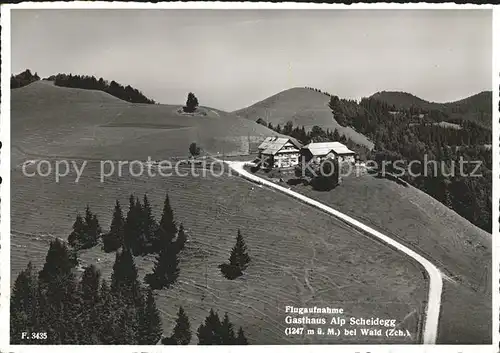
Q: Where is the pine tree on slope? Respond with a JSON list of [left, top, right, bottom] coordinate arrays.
[[228, 230, 251, 271], [197, 309, 222, 345], [110, 247, 143, 307], [142, 194, 158, 254], [103, 200, 125, 253], [236, 326, 248, 344], [79, 265, 101, 344], [145, 241, 180, 290], [137, 288, 162, 345], [153, 193, 177, 252], [219, 313, 236, 345], [68, 214, 86, 250], [10, 262, 39, 344], [170, 306, 191, 345]]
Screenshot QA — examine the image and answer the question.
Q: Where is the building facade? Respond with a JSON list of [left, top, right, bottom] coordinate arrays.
[[258, 137, 302, 169], [301, 142, 356, 164]]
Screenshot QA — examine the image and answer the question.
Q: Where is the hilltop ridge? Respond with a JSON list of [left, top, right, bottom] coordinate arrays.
[[233, 87, 374, 149]]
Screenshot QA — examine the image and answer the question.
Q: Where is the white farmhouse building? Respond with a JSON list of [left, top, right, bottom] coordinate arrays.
[[301, 142, 356, 164], [258, 136, 302, 169]]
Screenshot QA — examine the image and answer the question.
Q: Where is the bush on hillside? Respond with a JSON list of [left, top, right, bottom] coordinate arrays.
[[183, 92, 199, 113], [189, 142, 201, 157]]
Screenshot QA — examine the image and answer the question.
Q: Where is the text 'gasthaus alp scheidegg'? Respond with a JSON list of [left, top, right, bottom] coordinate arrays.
[[283, 306, 411, 339]]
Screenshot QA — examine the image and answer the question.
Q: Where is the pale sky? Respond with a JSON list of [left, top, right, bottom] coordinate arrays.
[[11, 9, 492, 111]]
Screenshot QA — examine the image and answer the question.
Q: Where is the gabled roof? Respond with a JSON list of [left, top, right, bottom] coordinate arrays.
[[302, 142, 355, 156], [258, 136, 302, 155]]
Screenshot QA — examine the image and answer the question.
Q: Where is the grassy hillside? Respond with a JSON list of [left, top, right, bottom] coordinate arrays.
[[10, 81, 491, 344], [11, 82, 428, 344], [11, 81, 274, 165], [233, 87, 374, 149], [370, 91, 492, 128], [11, 163, 427, 344], [284, 171, 491, 343]]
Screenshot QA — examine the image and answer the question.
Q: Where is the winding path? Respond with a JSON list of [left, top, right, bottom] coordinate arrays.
[[223, 160, 443, 345]]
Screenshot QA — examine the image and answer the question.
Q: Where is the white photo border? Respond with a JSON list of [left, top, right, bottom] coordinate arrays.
[[0, 2, 498, 353]]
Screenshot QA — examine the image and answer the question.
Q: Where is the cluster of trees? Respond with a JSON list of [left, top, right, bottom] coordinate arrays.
[[304, 86, 326, 94], [47, 73, 156, 104], [195, 309, 248, 344], [183, 92, 199, 113], [10, 239, 163, 344], [219, 230, 251, 279], [68, 193, 186, 290], [328, 93, 492, 232], [263, 88, 492, 232], [100, 193, 186, 256], [68, 206, 102, 250], [11, 69, 40, 88], [12, 189, 254, 344], [11, 238, 249, 345]]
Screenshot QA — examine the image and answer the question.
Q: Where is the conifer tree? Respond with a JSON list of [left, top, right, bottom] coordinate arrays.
[[114, 308, 138, 344], [229, 230, 251, 271], [145, 242, 180, 290], [170, 306, 191, 345], [59, 274, 82, 344], [10, 262, 39, 344], [154, 193, 177, 251], [103, 200, 125, 253], [137, 288, 162, 345], [89, 213, 102, 246], [142, 194, 158, 254], [94, 280, 111, 343], [183, 92, 199, 113], [38, 239, 81, 344], [97, 279, 129, 344], [124, 194, 137, 251], [84, 205, 101, 249], [68, 214, 86, 250], [197, 309, 222, 345], [134, 197, 146, 255], [220, 230, 251, 279], [236, 326, 248, 344], [196, 311, 241, 345], [79, 265, 101, 344], [110, 247, 143, 307], [219, 313, 236, 345], [35, 284, 53, 341], [124, 195, 145, 255], [39, 239, 77, 293], [80, 265, 100, 306], [68, 246, 79, 268]]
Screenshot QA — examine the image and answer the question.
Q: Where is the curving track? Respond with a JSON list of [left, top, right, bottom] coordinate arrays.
[[223, 160, 443, 345]]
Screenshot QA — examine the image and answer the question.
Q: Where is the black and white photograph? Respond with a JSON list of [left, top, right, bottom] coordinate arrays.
[[1, 4, 496, 349]]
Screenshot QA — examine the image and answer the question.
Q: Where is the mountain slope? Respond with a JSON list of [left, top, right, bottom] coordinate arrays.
[[11, 81, 430, 344], [233, 87, 374, 149], [10, 80, 491, 344], [370, 90, 492, 128], [288, 170, 491, 344], [11, 81, 275, 164]]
